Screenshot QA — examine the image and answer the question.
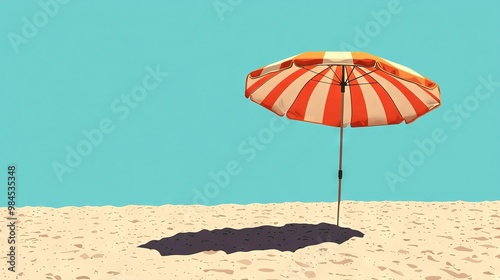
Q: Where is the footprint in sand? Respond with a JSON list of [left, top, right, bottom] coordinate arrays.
[[295, 261, 310, 268], [237, 259, 252, 265], [339, 253, 358, 258], [427, 255, 440, 262], [468, 237, 488, 241], [203, 269, 234, 275], [462, 257, 482, 263], [453, 246, 472, 252], [304, 271, 316, 278], [80, 253, 89, 259], [390, 269, 404, 276], [331, 259, 353, 265], [437, 235, 453, 240], [440, 269, 469, 278]]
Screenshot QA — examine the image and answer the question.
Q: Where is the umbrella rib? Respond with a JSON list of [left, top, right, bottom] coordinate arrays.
[[346, 66, 356, 83], [331, 66, 342, 83], [353, 82, 382, 85], [299, 66, 387, 91], [311, 79, 339, 85], [347, 68, 378, 83], [300, 65, 380, 86], [300, 66, 337, 83]]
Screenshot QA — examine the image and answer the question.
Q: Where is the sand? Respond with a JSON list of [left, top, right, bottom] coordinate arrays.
[[1, 201, 499, 279]]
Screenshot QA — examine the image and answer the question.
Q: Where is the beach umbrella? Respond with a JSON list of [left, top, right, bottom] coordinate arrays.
[[244, 51, 441, 226]]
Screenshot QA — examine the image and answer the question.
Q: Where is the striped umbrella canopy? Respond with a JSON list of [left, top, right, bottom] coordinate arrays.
[[244, 51, 441, 225]]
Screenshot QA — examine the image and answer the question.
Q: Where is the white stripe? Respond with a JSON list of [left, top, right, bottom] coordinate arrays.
[[323, 51, 354, 65], [382, 58, 424, 78], [303, 73, 331, 123]]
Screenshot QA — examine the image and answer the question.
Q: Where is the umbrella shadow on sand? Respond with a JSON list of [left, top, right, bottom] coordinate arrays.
[[138, 223, 364, 256]]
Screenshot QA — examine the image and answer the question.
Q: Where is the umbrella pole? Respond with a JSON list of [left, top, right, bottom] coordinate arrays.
[[337, 65, 346, 226], [337, 119, 344, 226]]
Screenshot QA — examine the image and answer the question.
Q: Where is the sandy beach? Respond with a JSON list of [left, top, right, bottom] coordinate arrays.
[[1, 201, 499, 279]]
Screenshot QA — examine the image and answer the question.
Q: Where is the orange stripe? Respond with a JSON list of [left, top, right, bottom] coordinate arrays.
[[348, 68, 369, 127], [260, 67, 312, 111], [351, 52, 378, 67], [376, 70, 430, 117], [279, 60, 293, 70], [423, 78, 437, 89], [294, 52, 326, 67], [250, 68, 264, 78], [356, 68, 404, 125], [286, 67, 331, 121], [333, 64, 344, 84], [245, 71, 281, 98], [322, 84, 342, 126]]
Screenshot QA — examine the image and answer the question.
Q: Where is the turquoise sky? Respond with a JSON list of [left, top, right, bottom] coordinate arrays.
[[1, 0, 499, 207]]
